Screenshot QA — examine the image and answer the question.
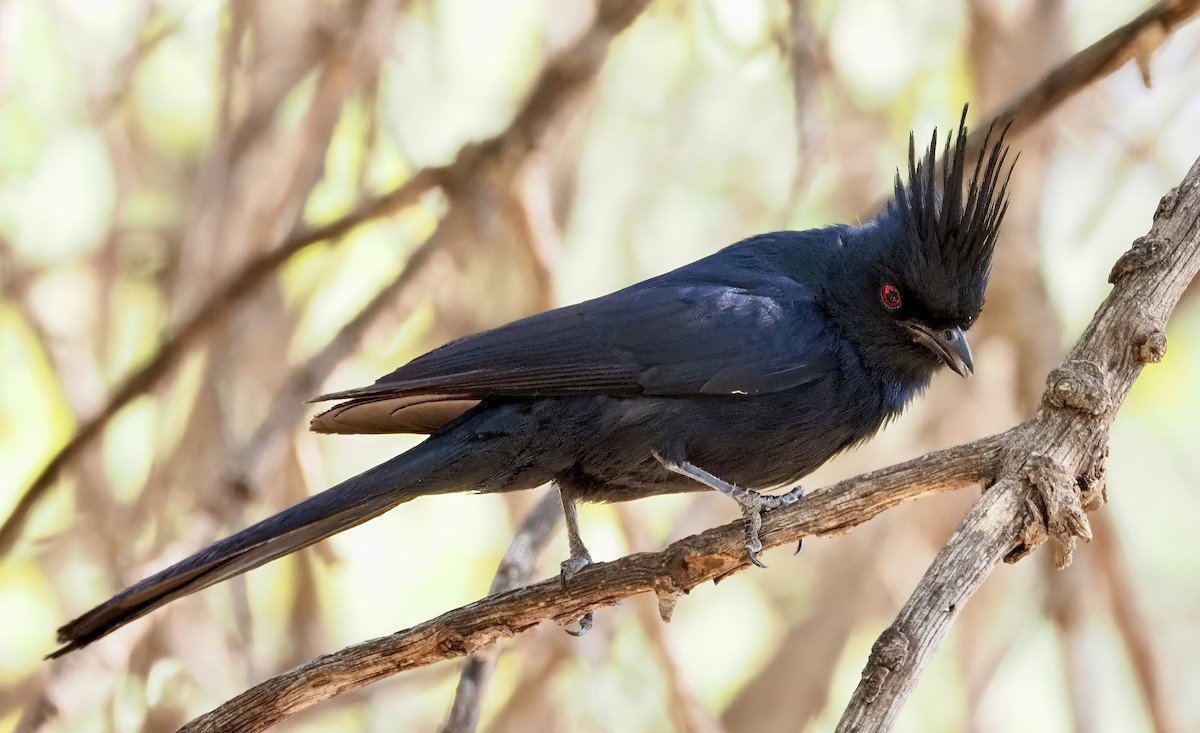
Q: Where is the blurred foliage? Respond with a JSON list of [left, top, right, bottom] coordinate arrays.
[[1, 0, 1199, 731]]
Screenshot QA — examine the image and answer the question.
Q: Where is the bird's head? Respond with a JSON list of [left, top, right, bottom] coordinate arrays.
[[829, 109, 1015, 385]]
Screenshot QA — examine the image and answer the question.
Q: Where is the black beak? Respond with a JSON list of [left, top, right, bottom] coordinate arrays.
[[901, 322, 974, 378]]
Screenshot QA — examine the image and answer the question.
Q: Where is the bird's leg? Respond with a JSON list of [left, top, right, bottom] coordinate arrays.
[[653, 452, 804, 568], [558, 489, 593, 580], [557, 486, 594, 637]]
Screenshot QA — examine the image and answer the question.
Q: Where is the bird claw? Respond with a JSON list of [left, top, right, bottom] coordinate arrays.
[[794, 536, 806, 555], [559, 553, 593, 590], [564, 611, 594, 637], [734, 485, 805, 569], [651, 453, 806, 570], [747, 544, 767, 569], [559, 553, 594, 635]]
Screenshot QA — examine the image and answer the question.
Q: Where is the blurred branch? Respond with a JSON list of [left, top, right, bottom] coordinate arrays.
[[964, 0, 1200, 160], [178, 439, 1002, 733], [0, 0, 653, 557], [963, 616, 1024, 732], [835, 155, 1200, 731], [1045, 557, 1103, 733], [506, 157, 564, 313], [616, 505, 727, 733], [222, 232, 452, 493], [1092, 512, 1181, 733], [1076, 69, 1199, 247], [441, 489, 562, 733], [721, 537, 888, 732], [13, 695, 54, 733], [439, 159, 572, 732], [93, 12, 180, 120], [0, 677, 39, 724], [965, 0, 1066, 413], [483, 634, 574, 733], [778, 0, 825, 222]]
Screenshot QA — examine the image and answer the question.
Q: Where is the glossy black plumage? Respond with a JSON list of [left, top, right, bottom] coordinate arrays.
[[52, 109, 1014, 657]]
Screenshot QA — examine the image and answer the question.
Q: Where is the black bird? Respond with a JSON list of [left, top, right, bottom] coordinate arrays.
[[52, 109, 1013, 657]]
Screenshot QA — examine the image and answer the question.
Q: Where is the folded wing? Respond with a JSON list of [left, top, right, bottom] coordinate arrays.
[[311, 274, 834, 435]]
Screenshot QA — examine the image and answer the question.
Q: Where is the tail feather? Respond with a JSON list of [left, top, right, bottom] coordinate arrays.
[[51, 435, 465, 658]]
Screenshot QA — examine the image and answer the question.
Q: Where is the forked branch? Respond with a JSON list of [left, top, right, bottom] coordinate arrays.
[[835, 154, 1200, 731]]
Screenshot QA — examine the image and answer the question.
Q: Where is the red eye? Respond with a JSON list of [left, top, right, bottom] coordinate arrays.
[[881, 283, 902, 310]]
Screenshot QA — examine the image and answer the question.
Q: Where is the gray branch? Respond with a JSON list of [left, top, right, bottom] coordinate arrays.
[[835, 154, 1200, 732]]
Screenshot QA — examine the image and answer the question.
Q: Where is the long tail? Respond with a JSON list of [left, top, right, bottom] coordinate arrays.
[[51, 432, 475, 658]]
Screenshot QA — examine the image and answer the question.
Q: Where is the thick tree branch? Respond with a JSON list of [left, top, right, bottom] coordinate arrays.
[[178, 439, 1000, 732], [835, 155, 1200, 731], [0, 0, 652, 556]]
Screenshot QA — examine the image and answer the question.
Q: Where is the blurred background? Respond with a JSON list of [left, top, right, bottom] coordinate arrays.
[[2, 0, 1200, 731]]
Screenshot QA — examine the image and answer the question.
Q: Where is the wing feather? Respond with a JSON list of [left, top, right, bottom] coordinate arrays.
[[311, 274, 834, 434]]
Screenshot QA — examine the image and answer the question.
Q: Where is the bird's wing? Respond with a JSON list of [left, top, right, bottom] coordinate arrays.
[[310, 274, 836, 434]]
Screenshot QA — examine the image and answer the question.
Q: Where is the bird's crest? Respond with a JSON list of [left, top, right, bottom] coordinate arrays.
[[887, 107, 1015, 315]]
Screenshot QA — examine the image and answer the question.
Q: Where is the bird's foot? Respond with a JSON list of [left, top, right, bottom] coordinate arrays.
[[559, 552, 593, 588], [563, 611, 594, 637], [651, 451, 806, 569], [559, 552, 594, 636], [729, 485, 806, 568]]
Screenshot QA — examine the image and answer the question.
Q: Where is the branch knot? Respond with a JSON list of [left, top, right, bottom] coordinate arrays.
[[438, 626, 514, 657], [1044, 360, 1110, 415], [859, 629, 910, 703], [1135, 329, 1168, 363], [1010, 454, 1093, 569], [655, 585, 683, 623], [1154, 186, 1178, 219], [1108, 235, 1165, 283], [1078, 443, 1110, 513]]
